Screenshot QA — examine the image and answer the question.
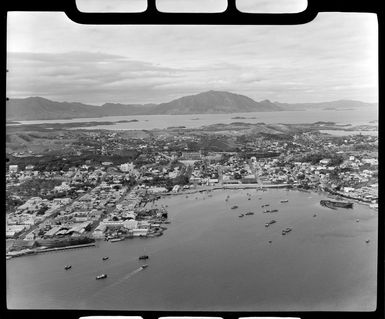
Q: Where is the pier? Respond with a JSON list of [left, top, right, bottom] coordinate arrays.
[[7, 242, 96, 258]]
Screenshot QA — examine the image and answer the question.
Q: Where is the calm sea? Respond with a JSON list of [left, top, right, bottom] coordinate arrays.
[[14, 109, 378, 131], [6, 189, 378, 311]]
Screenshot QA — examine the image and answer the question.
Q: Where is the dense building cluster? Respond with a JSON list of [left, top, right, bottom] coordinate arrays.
[[6, 129, 378, 256]]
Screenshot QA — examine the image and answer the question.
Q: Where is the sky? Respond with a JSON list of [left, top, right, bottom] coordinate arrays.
[[6, 6, 378, 105]]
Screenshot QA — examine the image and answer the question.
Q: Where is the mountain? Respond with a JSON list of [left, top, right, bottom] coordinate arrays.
[[6, 97, 105, 121], [150, 90, 283, 114], [6, 92, 377, 121], [275, 100, 378, 111]]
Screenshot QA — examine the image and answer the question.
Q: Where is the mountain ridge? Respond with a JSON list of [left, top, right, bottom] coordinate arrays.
[[6, 91, 377, 121]]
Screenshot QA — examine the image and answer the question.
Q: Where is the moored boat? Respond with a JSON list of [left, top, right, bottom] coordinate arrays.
[[110, 237, 124, 242], [64, 265, 72, 270], [141, 264, 149, 269], [245, 212, 254, 215], [96, 274, 107, 280], [231, 205, 238, 209], [102, 256, 109, 260], [139, 255, 149, 260], [280, 199, 289, 203], [320, 200, 353, 209]]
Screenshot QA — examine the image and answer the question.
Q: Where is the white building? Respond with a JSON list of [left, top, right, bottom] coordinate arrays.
[[120, 162, 135, 173], [123, 219, 138, 230], [9, 165, 18, 173]]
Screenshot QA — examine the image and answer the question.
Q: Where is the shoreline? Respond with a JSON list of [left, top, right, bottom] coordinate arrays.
[[157, 184, 377, 210], [7, 186, 376, 260], [6, 242, 96, 259]]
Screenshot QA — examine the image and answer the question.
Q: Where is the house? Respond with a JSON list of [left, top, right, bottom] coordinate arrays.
[[172, 185, 181, 193], [9, 165, 18, 173], [25, 230, 37, 241], [319, 159, 330, 165]]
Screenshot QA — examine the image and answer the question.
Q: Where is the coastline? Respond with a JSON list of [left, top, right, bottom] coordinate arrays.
[[157, 183, 377, 210]]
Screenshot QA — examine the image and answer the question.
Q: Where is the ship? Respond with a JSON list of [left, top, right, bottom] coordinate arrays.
[[265, 220, 276, 227], [102, 256, 109, 260], [320, 200, 353, 209], [139, 255, 149, 260], [231, 205, 238, 209], [280, 199, 289, 203], [96, 274, 107, 280], [64, 265, 72, 270]]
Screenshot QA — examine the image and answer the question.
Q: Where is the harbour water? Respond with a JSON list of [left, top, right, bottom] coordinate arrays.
[[13, 109, 378, 130], [6, 189, 378, 311]]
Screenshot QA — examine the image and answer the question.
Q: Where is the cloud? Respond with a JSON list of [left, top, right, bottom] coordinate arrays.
[[6, 12, 378, 104]]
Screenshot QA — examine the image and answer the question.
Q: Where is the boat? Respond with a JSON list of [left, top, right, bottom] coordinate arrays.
[[245, 212, 254, 215], [110, 237, 124, 242], [320, 200, 353, 209], [313, 214, 317, 217], [366, 239, 370, 244], [64, 265, 72, 270], [265, 220, 276, 227], [270, 209, 278, 213], [268, 240, 272, 243], [280, 200, 289, 203], [282, 230, 286, 235], [141, 264, 149, 269], [139, 255, 149, 260], [231, 205, 238, 209], [239, 214, 244, 218], [96, 274, 107, 280], [285, 227, 292, 233], [102, 256, 109, 260]]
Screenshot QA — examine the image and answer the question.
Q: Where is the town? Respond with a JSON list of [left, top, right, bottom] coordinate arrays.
[[6, 122, 378, 257]]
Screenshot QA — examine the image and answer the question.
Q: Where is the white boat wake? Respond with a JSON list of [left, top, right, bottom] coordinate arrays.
[[91, 266, 146, 297]]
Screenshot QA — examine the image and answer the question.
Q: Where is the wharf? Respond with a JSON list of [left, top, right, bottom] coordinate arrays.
[[7, 242, 96, 258]]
